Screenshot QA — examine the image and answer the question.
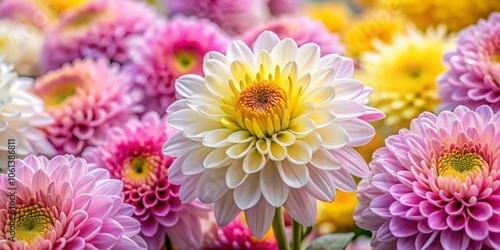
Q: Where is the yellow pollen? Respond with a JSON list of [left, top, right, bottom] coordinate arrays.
[[14, 205, 55, 245], [124, 156, 152, 183], [39, 82, 79, 107], [437, 149, 487, 181], [174, 50, 197, 72], [235, 81, 289, 138]]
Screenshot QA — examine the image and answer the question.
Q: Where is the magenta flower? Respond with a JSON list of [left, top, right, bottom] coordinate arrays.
[[203, 215, 277, 249], [41, 0, 158, 71], [438, 12, 500, 112], [165, 0, 270, 35], [268, 0, 302, 16], [355, 105, 500, 250], [0, 155, 146, 249], [239, 15, 345, 56], [83, 112, 210, 250], [32, 58, 139, 155], [124, 16, 231, 114]]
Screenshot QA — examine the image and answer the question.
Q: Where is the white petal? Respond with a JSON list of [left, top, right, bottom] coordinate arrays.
[[166, 99, 189, 115], [268, 141, 287, 161], [252, 31, 280, 54], [182, 147, 212, 175], [271, 38, 298, 66], [286, 140, 312, 164], [226, 140, 256, 159], [227, 130, 254, 143], [204, 147, 232, 169], [306, 165, 335, 201], [260, 161, 289, 207], [202, 129, 234, 148], [205, 74, 232, 98], [226, 159, 247, 189], [283, 188, 317, 226], [309, 67, 335, 90], [299, 131, 322, 152], [276, 160, 309, 188], [330, 167, 357, 192], [184, 122, 225, 139], [163, 133, 200, 157], [257, 50, 274, 76], [227, 40, 256, 71], [204, 59, 232, 81], [303, 86, 335, 105], [214, 190, 241, 227], [297, 43, 320, 77], [288, 117, 316, 136], [167, 153, 188, 184], [205, 51, 231, 66], [175, 75, 205, 98], [326, 100, 366, 121], [310, 147, 341, 171], [196, 168, 228, 203], [230, 59, 253, 84], [329, 147, 369, 178], [234, 173, 261, 209], [243, 147, 266, 173], [180, 174, 202, 203], [330, 79, 364, 100], [168, 109, 205, 130], [337, 119, 375, 147], [309, 108, 336, 128], [319, 54, 354, 78], [317, 123, 349, 149], [244, 197, 275, 240]]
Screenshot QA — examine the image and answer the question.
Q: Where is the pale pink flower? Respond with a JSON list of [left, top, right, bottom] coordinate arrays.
[[355, 105, 500, 250], [0, 155, 146, 249]]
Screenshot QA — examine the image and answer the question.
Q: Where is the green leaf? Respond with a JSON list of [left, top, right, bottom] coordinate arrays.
[[305, 232, 355, 250]]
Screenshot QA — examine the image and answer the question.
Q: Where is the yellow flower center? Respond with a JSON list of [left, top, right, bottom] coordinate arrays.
[[124, 156, 152, 184], [63, 10, 112, 34], [437, 149, 487, 181], [174, 50, 197, 72], [39, 82, 79, 107], [14, 205, 55, 245]]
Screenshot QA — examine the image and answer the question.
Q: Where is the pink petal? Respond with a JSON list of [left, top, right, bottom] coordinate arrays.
[[440, 229, 470, 250], [283, 188, 317, 227], [244, 196, 275, 240]]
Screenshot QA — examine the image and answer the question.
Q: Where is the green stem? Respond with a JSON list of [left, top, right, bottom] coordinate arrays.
[[292, 219, 303, 250], [272, 207, 290, 250]]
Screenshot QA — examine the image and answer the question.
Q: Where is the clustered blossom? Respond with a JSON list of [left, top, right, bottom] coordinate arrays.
[[164, 31, 384, 238], [0, 61, 55, 171], [438, 13, 500, 113], [84, 112, 209, 250], [32, 58, 139, 155], [0, 155, 147, 249], [355, 105, 500, 250], [166, 0, 270, 35], [124, 16, 231, 114], [240, 15, 345, 57], [41, 0, 158, 71]]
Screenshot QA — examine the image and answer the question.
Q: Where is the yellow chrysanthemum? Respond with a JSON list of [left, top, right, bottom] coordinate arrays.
[[304, 2, 352, 33], [342, 10, 408, 60], [316, 190, 358, 234], [356, 25, 455, 131], [376, 0, 500, 32], [34, 0, 89, 17]]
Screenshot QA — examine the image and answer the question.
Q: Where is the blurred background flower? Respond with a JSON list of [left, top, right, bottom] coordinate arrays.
[[0, 155, 147, 249], [32, 58, 139, 155]]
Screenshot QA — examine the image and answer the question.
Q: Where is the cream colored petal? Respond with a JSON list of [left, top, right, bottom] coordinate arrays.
[[309, 108, 336, 128], [260, 161, 289, 207], [184, 122, 225, 139], [226, 159, 247, 189], [234, 173, 261, 209], [175, 74, 205, 98], [202, 129, 234, 147], [227, 40, 256, 71], [303, 86, 335, 105], [242, 147, 266, 173], [204, 59, 232, 81], [317, 123, 349, 149], [227, 130, 254, 143], [271, 38, 298, 66], [309, 67, 335, 90], [286, 140, 312, 165], [288, 117, 316, 136], [226, 140, 256, 159], [310, 147, 341, 171], [252, 31, 280, 54], [291, 102, 314, 120], [203, 147, 233, 169], [256, 138, 271, 155], [271, 131, 296, 147], [230, 59, 253, 84], [299, 131, 322, 153], [297, 43, 320, 77], [276, 160, 309, 188], [268, 141, 287, 161], [205, 74, 232, 98], [182, 147, 213, 175], [256, 50, 274, 77], [196, 168, 228, 203]]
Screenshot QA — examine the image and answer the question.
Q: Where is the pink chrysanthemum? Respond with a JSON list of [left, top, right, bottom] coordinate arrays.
[[0, 155, 147, 249], [32, 58, 139, 155], [124, 16, 231, 114], [268, 0, 302, 16], [165, 0, 270, 35], [438, 13, 500, 112], [203, 215, 277, 249], [355, 105, 500, 250], [0, 0, 50, 30], [83, 112, 209, 250], [41, 0, 158, 71], [240, 15, 345, 56]]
